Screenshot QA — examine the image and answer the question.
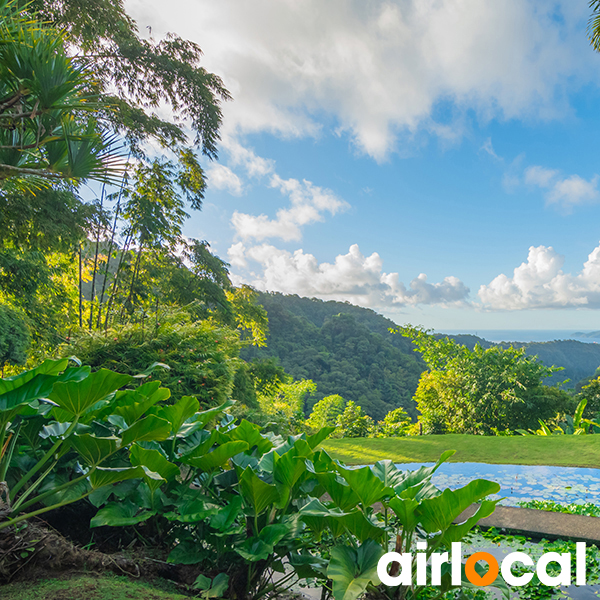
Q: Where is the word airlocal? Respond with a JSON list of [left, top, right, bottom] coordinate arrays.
[[378, 542, 587, 587]]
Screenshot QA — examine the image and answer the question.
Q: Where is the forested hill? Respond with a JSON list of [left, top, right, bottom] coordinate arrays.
[[443, 335, 600, 388], [241, 293, 425, 420], [243, 294, 600, 419]]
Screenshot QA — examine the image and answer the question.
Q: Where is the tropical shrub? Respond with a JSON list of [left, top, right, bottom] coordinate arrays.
[[401, 327, 567, 434], [92, 411, 504, 600], [0, 358, 173, 532], [63, 312, 242, 407], [336, 400, 374, 438], [375, 406, 412, 437], [306, 394, 346, 432]]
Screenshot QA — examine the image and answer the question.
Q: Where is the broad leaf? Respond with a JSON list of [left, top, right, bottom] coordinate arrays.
[[239, 466, 280, 515], [90, 500, 156, 527], [417, 479, 500, 533], [120, 415, 172, 446], [338, 465, 393, 507], [49, 369, 131, 417], [130, 444, 179, 490], [184, 441, 249, 471], [328, 539, 384, 600], [89, 465, 159, 489], [70, 434, 118, 466]]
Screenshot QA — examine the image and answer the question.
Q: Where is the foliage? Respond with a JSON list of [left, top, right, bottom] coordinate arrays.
[[402, 327, 568, 435], [577, 375, 600, 419], [336, 400, 374, 438], [517, 397, 600, 436], [62, 309, 242, 407], [256, 378, 317, 435], [0, 305, 30, 373], [375, 406, 412, 437], [243, 293, 424, 420], [306, 394, 346, 432], [517, 499, 600, 517], [0, 358, 172, 532], [0, 0, 122, 189], [87, 404, 502, 600], [31, 0, 230, 162]]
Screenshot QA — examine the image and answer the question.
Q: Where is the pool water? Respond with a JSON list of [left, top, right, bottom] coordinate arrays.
[[394, 462, 600, 507]]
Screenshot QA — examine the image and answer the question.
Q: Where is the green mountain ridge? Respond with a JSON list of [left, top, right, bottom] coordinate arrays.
[[242, 293, 600, 419]]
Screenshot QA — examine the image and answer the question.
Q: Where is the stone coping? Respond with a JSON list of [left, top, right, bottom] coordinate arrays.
[[457, 505, 600, 545]]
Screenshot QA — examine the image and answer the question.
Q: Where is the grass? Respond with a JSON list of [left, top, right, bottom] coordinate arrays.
[[320, 433, 600, 467], [0, 573, 192, 600]]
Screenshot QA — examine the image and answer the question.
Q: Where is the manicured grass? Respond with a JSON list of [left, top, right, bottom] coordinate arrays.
[[320, 434, 600, 468], [0, 574, 191, 600]]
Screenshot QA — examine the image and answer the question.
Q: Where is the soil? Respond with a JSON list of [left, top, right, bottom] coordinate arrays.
[[0, 518, 198, 592]]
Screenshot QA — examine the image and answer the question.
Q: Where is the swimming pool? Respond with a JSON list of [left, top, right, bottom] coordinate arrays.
[[394, 462, 600, 506]]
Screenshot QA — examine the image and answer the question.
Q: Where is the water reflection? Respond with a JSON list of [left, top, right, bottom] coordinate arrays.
[[395, 462, 600, 507]]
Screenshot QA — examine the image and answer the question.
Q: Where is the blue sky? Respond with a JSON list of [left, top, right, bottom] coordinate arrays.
[[127, 0, 600, 331]]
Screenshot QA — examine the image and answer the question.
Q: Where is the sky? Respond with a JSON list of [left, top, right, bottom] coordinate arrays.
[[125, 0, 600, 332]]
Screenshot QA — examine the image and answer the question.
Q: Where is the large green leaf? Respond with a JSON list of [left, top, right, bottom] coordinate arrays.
[[90, 500, 156, 528], [165, 499, 219, 523], [0, 358, 69, 394], [306, 426, 335, 449], [210, 496, 243, 532], [184, 441, 249, 471], [337, 465, 393, 507], [388, 496, 419, 531], [0, 366, 90, 413], [89, 465, 160, 489], [227, 419, 272, 455], [371, 460, 406, 488], [394, 450, 455, 496], [155, 395, 199, 436], [110, 381, 170, 426], [120, 415, 172, 446], [327, 539, 384, 600], [49, 369, 131, 417], [235, 523, 292, 561], [433, 499, 498, 546], [417, 479, 500, 533], [239, 466, 280, 515], [130, 444, 179, 489], [194, 399, 235, 428], [70, 434, 118, 466], [315, 472, 359, 512]]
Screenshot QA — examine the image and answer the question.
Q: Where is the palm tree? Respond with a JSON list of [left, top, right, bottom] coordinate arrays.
[[0, 0, 123, 191]]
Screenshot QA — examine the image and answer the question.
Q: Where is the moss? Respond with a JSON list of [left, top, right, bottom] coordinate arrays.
[[0, 573, 192, 600]]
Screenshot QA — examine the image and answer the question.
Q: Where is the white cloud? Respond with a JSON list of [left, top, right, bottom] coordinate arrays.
[[229, 242, 469, 308], [547, 174, 600, 208], [231, 176, 348, 241], [131, 0, 593, 159], [206, 164, 243, 195], [524, 165, 558, 188], [480, 138, 501, 161], [479, 243, 600, 310], [524, 165, 600, 210]]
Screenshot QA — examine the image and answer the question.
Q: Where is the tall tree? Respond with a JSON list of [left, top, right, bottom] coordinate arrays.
[[0, 0, 122, 189], [31, 0, 230, 162]]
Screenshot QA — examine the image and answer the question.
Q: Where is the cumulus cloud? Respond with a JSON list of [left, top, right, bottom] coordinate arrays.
[[478, 243, 600, 309], [228, 242, 469, 308], [206, 164, 243, 195], [524, 165, 600, 210], [231, 175, 348, 241], [131, 0, 593, 159]]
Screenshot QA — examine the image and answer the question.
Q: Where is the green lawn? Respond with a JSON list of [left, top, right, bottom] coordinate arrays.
[[320, 434, 600, 468], [0, 574, 192, 600]]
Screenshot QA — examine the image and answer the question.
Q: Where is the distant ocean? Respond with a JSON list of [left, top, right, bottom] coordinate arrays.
[[437, 329, 600, 344]]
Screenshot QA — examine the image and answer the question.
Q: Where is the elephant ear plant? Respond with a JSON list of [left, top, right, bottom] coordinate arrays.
[[0, 358, 172, 532], [91, 405, 506, 600]]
